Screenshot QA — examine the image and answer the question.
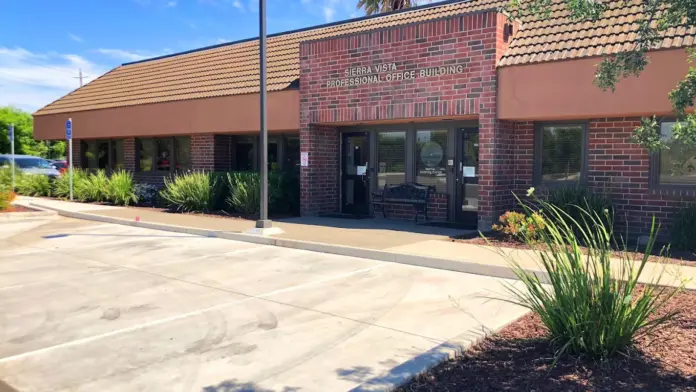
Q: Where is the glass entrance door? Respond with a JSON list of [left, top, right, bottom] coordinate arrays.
[[456, 128, 479, 224], [341, 132, 370, 215]]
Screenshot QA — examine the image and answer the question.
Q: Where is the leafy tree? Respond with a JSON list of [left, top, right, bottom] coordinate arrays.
[[357, 0, 415, 16], [507, 0, 696, 155], [0, 106, 65, 159]]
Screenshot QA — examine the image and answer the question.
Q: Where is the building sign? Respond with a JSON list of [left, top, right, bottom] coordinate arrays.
[[300, 152, 309, 167], [325, 63, 465, 88]]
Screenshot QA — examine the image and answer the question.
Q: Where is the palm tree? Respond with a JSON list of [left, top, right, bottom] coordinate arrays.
[[357, 0, 416, 16]]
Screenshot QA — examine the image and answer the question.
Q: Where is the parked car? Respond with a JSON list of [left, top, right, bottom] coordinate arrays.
[[50, 159, 69, 174], [0, 154, 61, 178]]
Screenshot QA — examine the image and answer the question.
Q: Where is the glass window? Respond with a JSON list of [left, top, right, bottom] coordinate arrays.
[[83, 141, 98, 169], [138, 139, 155, 172], [285, 136, 300, 173], [112, 139, 124, 170], [175, 137, 191, 172], [659, 122, 696, 185], [538, 125, 585, 183], [416, 130, 448, 193], [268, 141, 279, 172], [97, 141, 109, 169], [156, 139, 172, 172], [235, 140, 254, 171], [15, 157, 53, 169], [377, 131, 406, 189]]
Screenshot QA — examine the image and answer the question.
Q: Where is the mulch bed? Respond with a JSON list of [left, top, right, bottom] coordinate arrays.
[[398, 288, 696, 392], [452, 232, 696, 267], [1, 205, 34, 213]]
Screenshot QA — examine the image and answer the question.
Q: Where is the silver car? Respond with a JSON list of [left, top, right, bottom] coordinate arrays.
[[0, 154, 61, 178]]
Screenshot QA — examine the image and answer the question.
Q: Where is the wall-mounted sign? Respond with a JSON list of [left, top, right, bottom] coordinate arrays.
[[300, 152, 309, 167], [326, 63, 465, 88]]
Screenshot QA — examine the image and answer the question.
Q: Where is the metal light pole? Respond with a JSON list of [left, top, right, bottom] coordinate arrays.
[[9, 124, 15, 191], [256, 0, 271, 229]]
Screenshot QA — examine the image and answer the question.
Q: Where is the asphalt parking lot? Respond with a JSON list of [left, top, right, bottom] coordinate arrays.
[[0, 215, 527, 392]]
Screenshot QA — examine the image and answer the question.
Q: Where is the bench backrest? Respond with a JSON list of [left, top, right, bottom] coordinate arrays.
[[382, 183, 431, 202]]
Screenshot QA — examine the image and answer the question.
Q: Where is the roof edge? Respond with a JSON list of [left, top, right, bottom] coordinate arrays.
[[122, 0, 473, 66]]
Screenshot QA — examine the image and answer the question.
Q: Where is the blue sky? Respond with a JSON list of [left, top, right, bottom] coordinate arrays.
[[0, 0, 366, 112]]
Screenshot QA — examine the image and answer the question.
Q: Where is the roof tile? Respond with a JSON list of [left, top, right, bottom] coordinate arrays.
[[36, 0, 696, 115]]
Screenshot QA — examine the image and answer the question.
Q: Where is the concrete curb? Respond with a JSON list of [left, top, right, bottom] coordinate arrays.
[[29, 201, 551, 284]]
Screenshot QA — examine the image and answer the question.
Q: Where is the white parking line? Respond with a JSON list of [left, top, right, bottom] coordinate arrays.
[[0, 262, 387, 364]]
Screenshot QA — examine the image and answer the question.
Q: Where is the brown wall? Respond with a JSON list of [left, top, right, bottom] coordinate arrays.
[[498, 48, 692, 121], [33, 90, 300, 140]]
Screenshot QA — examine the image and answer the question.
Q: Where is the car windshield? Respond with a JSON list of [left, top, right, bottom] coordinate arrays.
[[15, 158, 53, 169]]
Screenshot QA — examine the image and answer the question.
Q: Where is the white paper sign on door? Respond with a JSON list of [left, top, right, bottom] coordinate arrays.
[[300, 152, 309, 167], [356, 166, 367, 176], [463, 166, 476, 177]]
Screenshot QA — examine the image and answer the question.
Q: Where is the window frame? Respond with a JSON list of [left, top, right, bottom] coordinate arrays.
[[136, 136, 191, 174], [649, 118, 696, 189], [80, 139, 125, 171], [533, 122, 589, 187]]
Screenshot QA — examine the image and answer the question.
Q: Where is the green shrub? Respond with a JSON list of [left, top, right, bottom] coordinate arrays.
[[52, 172, 72, 199], [71, 169, 93, 201], [0, 166, 23, 190], [498, 189, 681, 361], [86, 170, 110, 202], [108, 170, 138, 206], [671, 204, 696, 252], [160, 171, 219, 212], [226, 172, 262, 215], [225, 171, 298, 216], [544, 186, 613, 231], [16, 175, 52, 197], [493, 210, 546, 242]]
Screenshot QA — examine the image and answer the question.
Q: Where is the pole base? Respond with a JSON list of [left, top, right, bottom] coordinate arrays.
[[255, 219, 273, 229]]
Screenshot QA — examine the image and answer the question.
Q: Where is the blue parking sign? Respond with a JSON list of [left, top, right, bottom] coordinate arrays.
[[8, 124, 13, 140], [66, 119, 72, 140]]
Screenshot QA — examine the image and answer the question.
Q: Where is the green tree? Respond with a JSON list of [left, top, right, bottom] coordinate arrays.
[[0, 106, 65, 159], [507, 0, 696, 154], [357, 0, 415, 16]]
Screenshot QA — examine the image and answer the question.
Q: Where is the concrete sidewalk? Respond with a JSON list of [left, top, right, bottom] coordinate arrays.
[[17, 196, 696, 290]]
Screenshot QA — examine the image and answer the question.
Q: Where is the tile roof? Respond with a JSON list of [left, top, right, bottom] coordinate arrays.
[[36, 0, 696, 115]]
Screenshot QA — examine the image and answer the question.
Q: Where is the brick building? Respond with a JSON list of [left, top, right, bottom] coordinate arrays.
[[34, 0, 696, 236]]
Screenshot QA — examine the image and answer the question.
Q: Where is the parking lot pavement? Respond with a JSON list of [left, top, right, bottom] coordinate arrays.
[[0, 216, 528, 392]]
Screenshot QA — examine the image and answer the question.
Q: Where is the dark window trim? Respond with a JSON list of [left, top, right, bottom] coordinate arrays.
[[533, 122, 589, 187], [136, 136, 191, 174], [650, 117, 696, 190], [80, 138, 125, 171]]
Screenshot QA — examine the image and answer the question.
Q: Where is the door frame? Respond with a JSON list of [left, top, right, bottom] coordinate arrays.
[[339, 120, 478, 220], [454, 127, 480, 225], [340, 131, 371, 215]]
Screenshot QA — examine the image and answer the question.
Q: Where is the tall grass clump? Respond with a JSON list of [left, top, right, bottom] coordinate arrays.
[[71, 169, 93, 201], [108, 170, 138, 206], [0, 186, 15, 211], [86, 170, 110, 202], [498, 189, 682, 361], [0, 166, 23, 190], [545, 186, 613, 232], [226, 172, 261, 215], [160, 171, 219, 212], [670, 203, 696, 253], [16, 175, 52, 197]]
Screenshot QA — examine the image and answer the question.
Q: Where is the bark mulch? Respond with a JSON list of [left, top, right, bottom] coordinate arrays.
[[398, 289, 696, 392], [1, 205, 34, 213], [452, 233, 696, 267]]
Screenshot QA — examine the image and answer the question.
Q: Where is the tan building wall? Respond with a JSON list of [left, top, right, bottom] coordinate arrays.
[[33, 89, 300, 140], [497, 48, 691, 121]]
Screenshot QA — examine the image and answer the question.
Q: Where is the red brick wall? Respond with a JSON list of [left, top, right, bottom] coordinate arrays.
[[70, 140, 81, 169], [300, 125, 339, 215], [191, 134, 215, 171], [299, 10, 514, 224], [214, 135, 232, 171], [512, 118, 696, 238]]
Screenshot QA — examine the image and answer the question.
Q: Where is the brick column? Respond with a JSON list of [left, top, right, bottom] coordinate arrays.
[[124, 138, 136, 172], [299, 125, 339, 216], [70, 140, 82, 169], [191, 134, 215, 171], [214, 135, 232, 171]]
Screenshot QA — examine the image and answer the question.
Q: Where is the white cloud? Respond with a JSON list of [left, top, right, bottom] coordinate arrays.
[[323, 6, 336, 21], [0, 47, 110, 112], [233, 0, 244, 11], [166, 0, 177, 6], [95, 48, 170, 62], [68, 33, 84, 43]]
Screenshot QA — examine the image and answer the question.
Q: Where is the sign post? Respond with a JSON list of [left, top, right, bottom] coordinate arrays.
[[66, 118, 73, 201], [9, 124, 14, 191]]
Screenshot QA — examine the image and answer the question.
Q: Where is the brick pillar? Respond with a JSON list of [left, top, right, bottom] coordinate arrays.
[[191, 134, 215, 171], [300, 125, 339, 216], [124, 138, 136, 172], [214, 135, 232, 171], [70, 140, 82, 169]]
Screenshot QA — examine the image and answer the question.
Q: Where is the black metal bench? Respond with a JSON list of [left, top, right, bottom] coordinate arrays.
[[371, 183, 434, 222]]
